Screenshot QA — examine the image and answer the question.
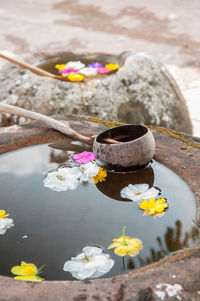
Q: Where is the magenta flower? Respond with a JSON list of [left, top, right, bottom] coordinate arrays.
[[60, 68, 78, 75], [88, 62, 103, 68], [97, 67, 110, 74], [73, 151, 97, 164]]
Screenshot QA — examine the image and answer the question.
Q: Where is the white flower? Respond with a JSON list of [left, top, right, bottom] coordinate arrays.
[[63, 246, 114, 280], [79, 67, 97, 76], [156, 283, 182, 298], [43, 167, 82, 191], [79, 162, 99, 183], [65, 61, 85, 70], [120, 184, 159, 202], [0, 218, 14, 234]]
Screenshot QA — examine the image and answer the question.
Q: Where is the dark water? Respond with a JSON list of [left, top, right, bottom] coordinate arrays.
[[0, 143, 198, 280]]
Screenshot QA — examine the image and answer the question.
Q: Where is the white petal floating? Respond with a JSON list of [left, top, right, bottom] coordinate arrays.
[[65, 61, 85, 70], [0, 218, 14, 235], [43, 166, 82, 192], [79, 162, 99, 183], [63, 246, 114, 280], [79, 67, 97, 76], [120, 184, 159, 202]]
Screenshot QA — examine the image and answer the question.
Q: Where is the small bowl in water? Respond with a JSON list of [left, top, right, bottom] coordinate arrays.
[[93, 124, 155, 167]]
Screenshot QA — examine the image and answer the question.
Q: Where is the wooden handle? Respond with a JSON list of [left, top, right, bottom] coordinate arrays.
[[0, 52, 70, 81], [0, 52, 57, 78], [0, 103, 93, 145]]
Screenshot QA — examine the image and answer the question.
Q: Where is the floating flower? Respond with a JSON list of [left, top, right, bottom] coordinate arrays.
[[11, 261, 44, 282], [105, 63, 119, 71], [79, 162, 99, 183], [0, 210, 9, 219], [60, 68, 78, 75], [97, 67, 110, 74], [68, 73, 84, 82], [73, 151, 96, 164], [120, 184, 159, 203], [43, 166, 82, 191], [140, 198, 168, 216], [108, 226, 143, 257], [0, 218, 14, 234], [79, 67, 97, 76], [93, 167, 107, 184], [55, 64, 66, 70], [65, 61, 85, 70], [88, 62, 103, 68], [63, 246, 114, 280]]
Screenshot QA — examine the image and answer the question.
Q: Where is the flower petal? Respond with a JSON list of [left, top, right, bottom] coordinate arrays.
[[121, 184, 159, 202], [71, 269, 94, 280], [83, 246, 102, 257], [114, 246, 128, 256], [14, 275, 43, 282], [0, 218, 14, 234], [128, 249, 140, 257], [79, 162, 99, 183], [107, 242, 120, 249], [11, 266, 25, 276], [94, 255, 114, 274], [63, 260, 85, 272]]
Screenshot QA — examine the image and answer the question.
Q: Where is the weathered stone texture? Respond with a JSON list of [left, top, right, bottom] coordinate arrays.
[[0, 52, 192, 134]]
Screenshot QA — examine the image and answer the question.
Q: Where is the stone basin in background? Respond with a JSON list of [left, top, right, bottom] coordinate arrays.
[[0, 51, 193, 135], [0, 115, 199, 301]]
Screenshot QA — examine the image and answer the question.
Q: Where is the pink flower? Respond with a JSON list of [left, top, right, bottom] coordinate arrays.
[[73, 151, 96, 163], [97, 67, 110, 74], [60, 68, 78, 75]]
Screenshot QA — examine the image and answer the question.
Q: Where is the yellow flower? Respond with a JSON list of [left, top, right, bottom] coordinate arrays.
[[108, 226, 143, 257], [11, 261, 44, 282], [105, 63, 119, 71], [140, 198, 168, 216], [93, 167, 107, 184], [55, 64, 66, 70], [0, 210, 9, 219], [68, 73, 84, 82]]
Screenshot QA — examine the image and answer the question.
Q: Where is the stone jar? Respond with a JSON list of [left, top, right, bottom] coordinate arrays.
[[0, 50, 192, 134]]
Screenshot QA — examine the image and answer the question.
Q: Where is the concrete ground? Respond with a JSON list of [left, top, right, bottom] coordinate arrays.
[[0, 0, 200, 136]]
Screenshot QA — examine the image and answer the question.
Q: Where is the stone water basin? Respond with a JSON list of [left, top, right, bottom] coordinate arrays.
[[0, 51, 193, 135], [0, 142, 198, 281], [0, 115, 199, 300], [35, 52, 119, 81]]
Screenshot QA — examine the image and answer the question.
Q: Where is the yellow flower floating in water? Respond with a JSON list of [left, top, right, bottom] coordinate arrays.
[[55, 64, 66, 71], [0, 210, 9, 219], [93, 167, 107, 184], [68, 73, 84, 82], [11, 261, 44, 282], [140, 198, 168, 216], [105, 63, 119, 71], [108, 226, 143, 257]]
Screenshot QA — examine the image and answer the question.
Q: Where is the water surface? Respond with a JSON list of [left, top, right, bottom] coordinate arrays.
[[0, 143, 198, 280]]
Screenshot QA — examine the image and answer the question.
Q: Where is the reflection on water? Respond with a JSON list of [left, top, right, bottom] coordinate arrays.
[[136, 220, 199, 267], [96, 166, 155, 202], [50, 150, 71, 164], [0, 143, 199, 280]]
